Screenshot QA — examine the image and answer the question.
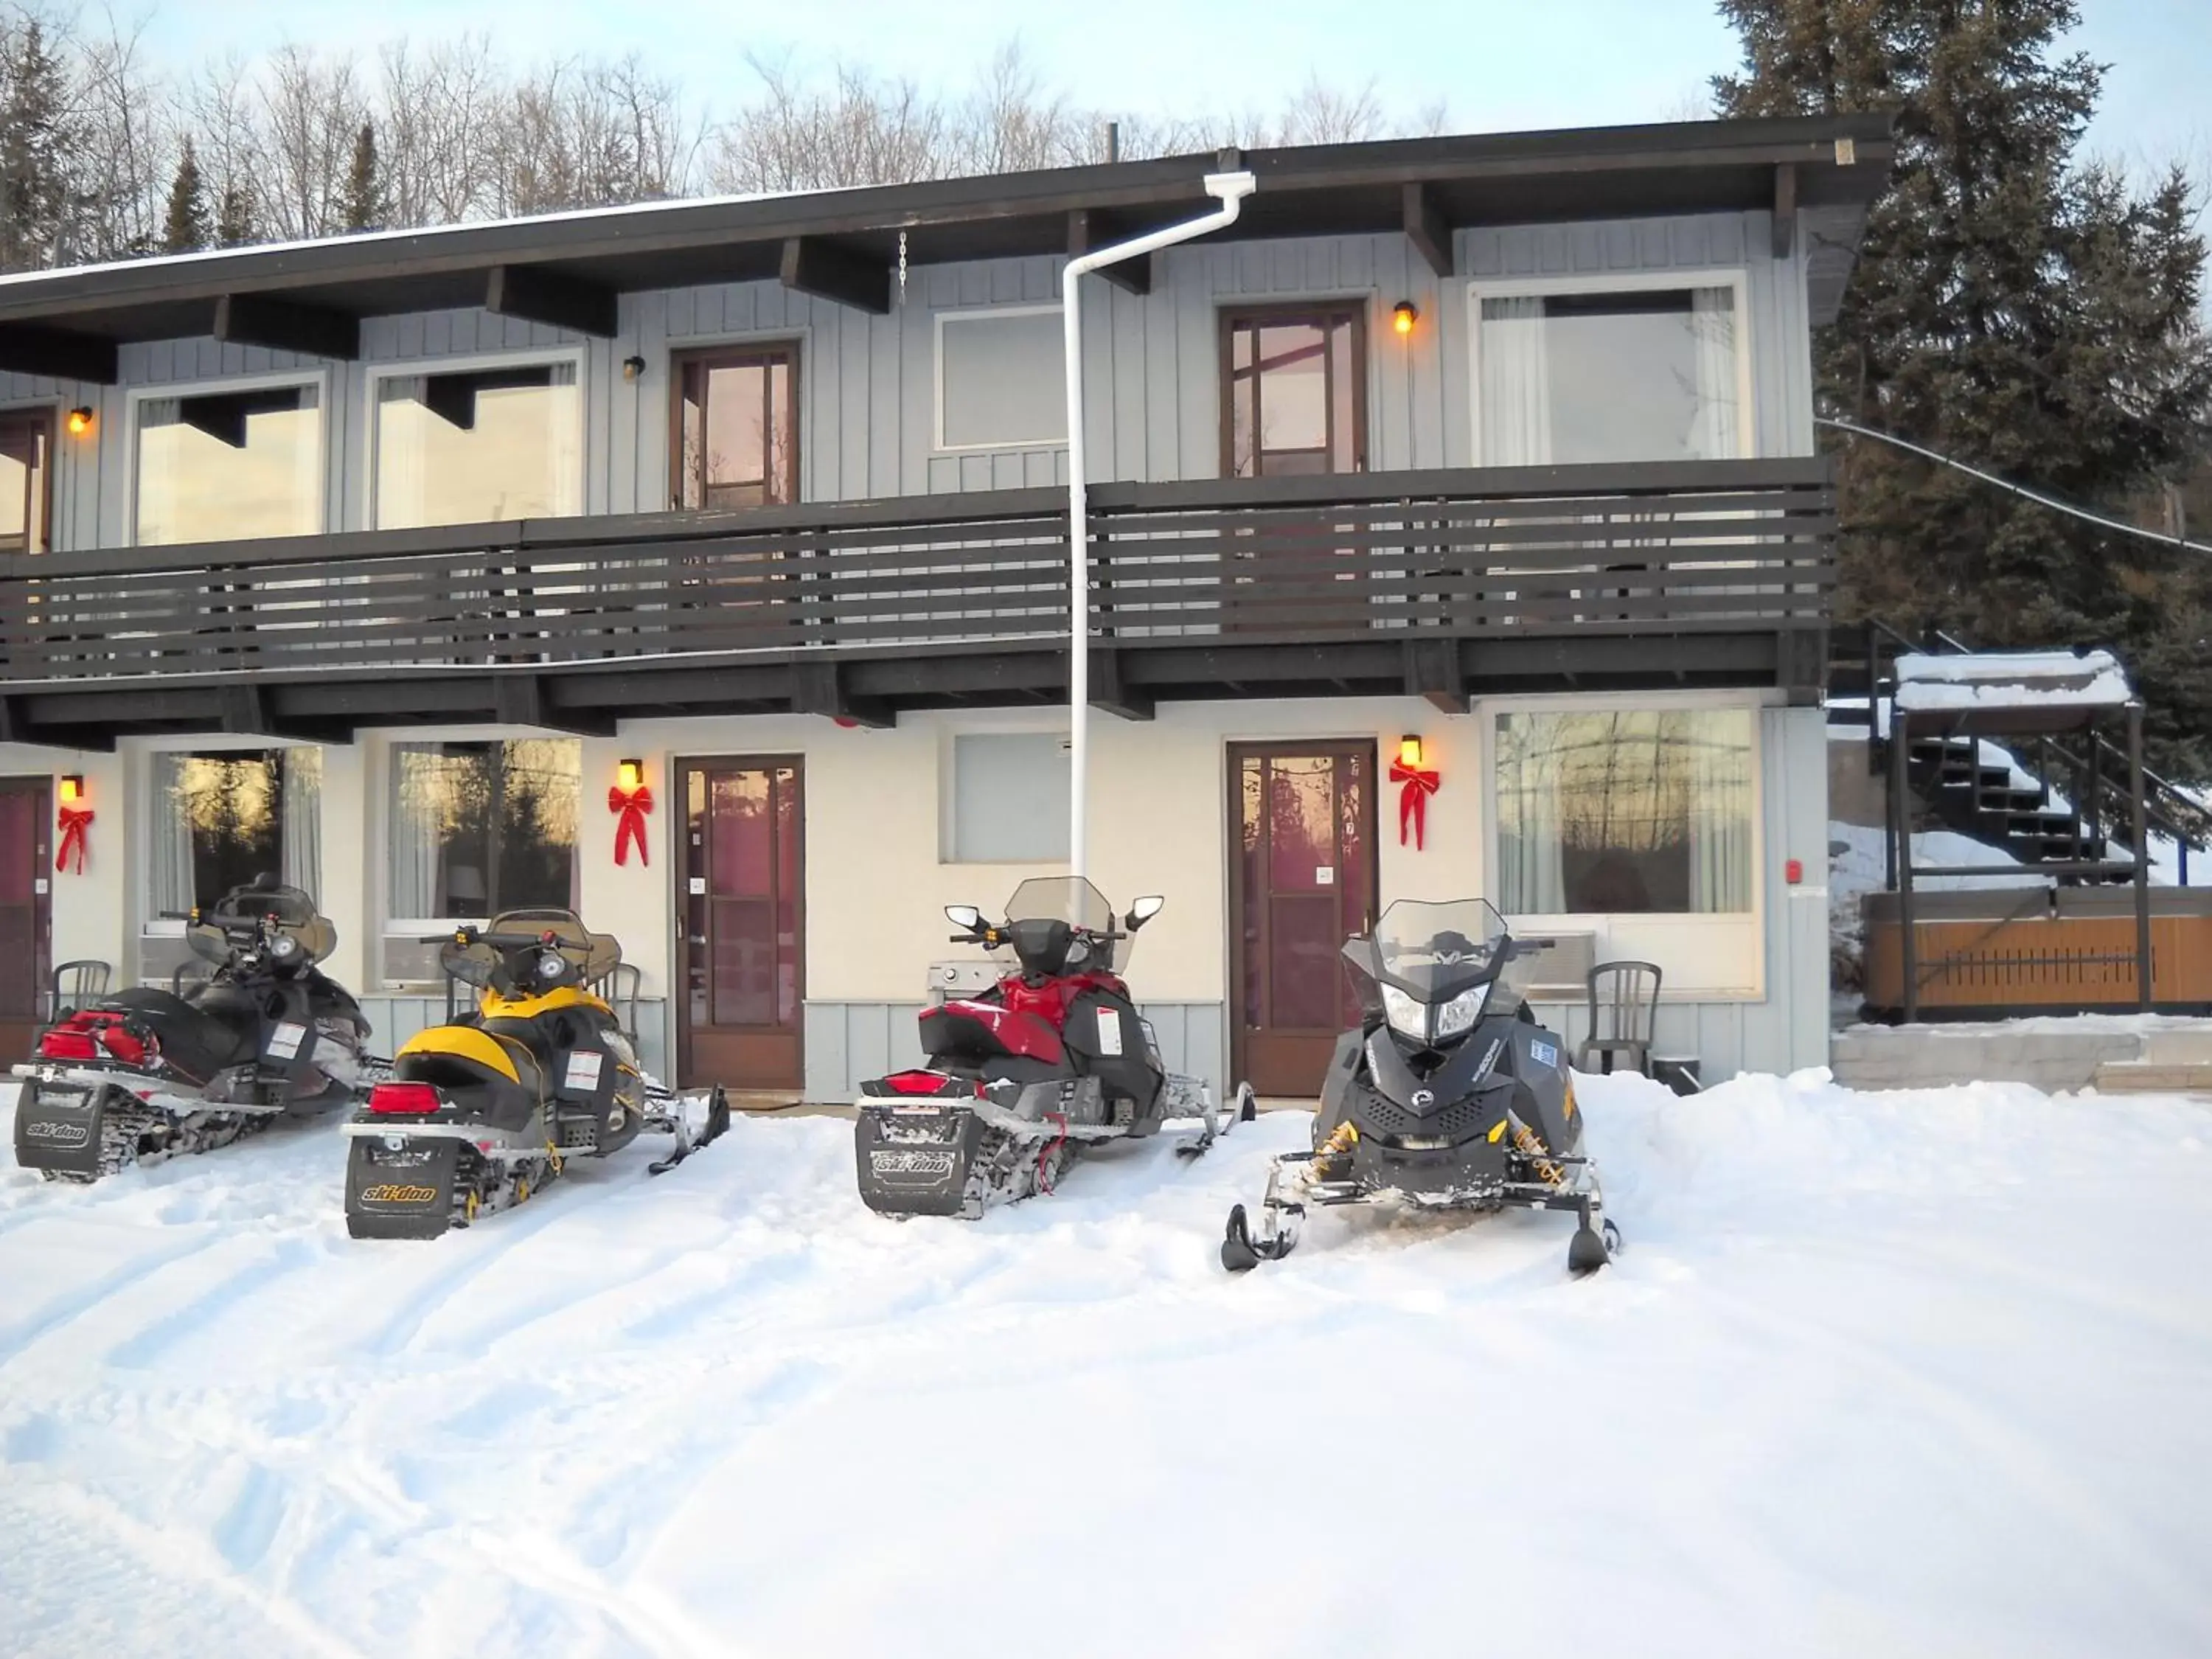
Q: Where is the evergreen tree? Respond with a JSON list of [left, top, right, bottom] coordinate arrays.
[[340, 119, 387, 234], [0, 20, 73, 271], [214, 181, 257, 249], [1714, 0, 2212, 779], [162, 138, 211, 254]]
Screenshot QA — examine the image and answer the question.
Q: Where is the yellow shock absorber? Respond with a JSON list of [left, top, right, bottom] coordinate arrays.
[[1314, 1118, 1358, 1178], [1508, 1113, 1564, 1187]]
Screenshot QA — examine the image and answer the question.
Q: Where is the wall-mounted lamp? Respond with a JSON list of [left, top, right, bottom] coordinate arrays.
[[621, 355, 647, 382], [1391, 301, 1419, 338], [58, 773, 84, 804], [616, 757, 644, 793], [1397, 734, 1424, 769], [65, 406, 94, 437]]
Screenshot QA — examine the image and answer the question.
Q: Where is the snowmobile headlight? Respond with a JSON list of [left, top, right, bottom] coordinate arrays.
[[1380, 984, 1428, 1042], [538, 951, 567, 981], [269, 934, 299, 960], [1434, 982, 1490, 1042]]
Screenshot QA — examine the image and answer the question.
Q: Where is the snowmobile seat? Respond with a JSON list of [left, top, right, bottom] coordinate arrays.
[[919, 999, 1067, 1066], [98, 986, 259, 1081]]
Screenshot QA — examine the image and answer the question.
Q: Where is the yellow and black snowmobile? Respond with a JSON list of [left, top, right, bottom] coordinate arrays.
[[341, 908, 728, 1239]]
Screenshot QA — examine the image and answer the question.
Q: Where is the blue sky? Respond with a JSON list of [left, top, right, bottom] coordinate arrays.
[[139, 0, 2206, 172]]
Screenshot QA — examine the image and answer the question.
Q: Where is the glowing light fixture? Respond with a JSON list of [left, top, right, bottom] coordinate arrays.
[[616, 758, 644, 794], [1392, 301, 1418, 337], [59, 773, 84, 804], [1397, 734, 1423, 769], [65, 406, 93, 436]]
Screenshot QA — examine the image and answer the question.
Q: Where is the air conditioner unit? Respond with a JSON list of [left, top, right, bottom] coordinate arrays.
[[927, 960, 1001, 1004], [1516, 931, 1596, 998]]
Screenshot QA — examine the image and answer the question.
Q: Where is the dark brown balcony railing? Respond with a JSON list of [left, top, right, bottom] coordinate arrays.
[[0, 459, 1833, 684]]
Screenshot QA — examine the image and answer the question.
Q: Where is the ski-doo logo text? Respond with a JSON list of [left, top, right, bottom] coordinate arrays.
[[24, 1119, 89, 1145], [360, 1183, 439, 1205], [871, 1150, 956, 1178]]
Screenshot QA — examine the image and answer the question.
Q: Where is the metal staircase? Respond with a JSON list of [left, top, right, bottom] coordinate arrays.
[[1829, 620, 2212, 884]]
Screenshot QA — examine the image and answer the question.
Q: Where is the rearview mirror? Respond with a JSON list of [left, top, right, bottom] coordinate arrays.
[[945, 905, 983, 932], [1126, 894, 1166, 929]]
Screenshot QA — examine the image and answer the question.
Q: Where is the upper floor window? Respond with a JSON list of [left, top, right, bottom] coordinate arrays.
[[1222, 303, 1367, 477], [675, 344, 799, 509], [135, 383, 322, 546], [1474, 279, 1747, 467], [0, 410, 52, 554], [374, 361, 582, 528], [149, 748, 322, 920], [936, 307, 1066, 451], [1495, 707, 1753, 915]]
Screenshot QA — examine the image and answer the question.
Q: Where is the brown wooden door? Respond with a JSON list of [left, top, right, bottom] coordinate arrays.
[[1220, 303, 1368, 479], [1228, 743, 1377, 1097], [0, 778, 53, 1064], [677, 758, 804, 1093]]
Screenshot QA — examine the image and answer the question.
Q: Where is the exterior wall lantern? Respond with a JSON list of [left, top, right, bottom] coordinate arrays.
[[1392, 301, 1419, 337], [65, 406, 94, 436]]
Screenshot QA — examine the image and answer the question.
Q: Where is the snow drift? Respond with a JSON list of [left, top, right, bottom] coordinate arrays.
[[1, 1071, 2209, 1658]]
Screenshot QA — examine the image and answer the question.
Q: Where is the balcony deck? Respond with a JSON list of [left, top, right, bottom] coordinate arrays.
[[0, 458, 1834, 745]]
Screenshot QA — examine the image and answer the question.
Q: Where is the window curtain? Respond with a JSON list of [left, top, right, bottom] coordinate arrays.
[[388, 743, 440, 920], [1689, 288, 1741, 459], [375, 377, 429, 530], [1685, 713, 1753, 913], [1478, 297, 1552, 467], [148, 751, 196, 919], [547, 363, 583, 515], [280, 748, 323, 898], [1496, 717, 1568, 913]]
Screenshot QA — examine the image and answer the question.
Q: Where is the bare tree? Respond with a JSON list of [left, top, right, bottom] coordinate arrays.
[[253, 44, 368, 239]]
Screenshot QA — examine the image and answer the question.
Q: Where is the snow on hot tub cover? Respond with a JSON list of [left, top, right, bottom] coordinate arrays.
[[1892, 648, 2132, 712]]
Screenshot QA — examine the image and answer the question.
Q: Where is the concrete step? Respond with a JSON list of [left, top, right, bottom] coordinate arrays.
[[2091, 1060, 2212, 1094], [2138, 1028, 2212, 1066]]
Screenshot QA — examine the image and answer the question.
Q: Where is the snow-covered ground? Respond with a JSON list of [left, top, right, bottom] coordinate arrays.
[[4, 1073, 2211, 1658]]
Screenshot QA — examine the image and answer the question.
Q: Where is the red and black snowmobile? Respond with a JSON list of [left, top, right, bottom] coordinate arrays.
[[853, 877, 1252, 1218]]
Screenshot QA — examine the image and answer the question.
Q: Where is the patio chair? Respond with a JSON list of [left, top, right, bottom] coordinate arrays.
[[49, 959, 111, 1021], [1575, 960, 1662, 1076], [588, 961, 643, 1045]]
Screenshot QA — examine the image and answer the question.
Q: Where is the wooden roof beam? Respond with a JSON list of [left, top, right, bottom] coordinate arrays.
[[214, 293, 360, 359], [1403, 182, 1453, 278], [0, 323, 116, 384], [1773, 161, 1798, 259], [779, 237, 891, 315], [485, 264, 619, 338], [1068, 210, 1151, 295]]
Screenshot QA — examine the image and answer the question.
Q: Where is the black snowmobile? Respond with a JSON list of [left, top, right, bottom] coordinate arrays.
[[1220, 897, 1620, 1276], [341, 908, 729, 1240], [13, 877, 373, 1182], [854, 877, 1252, 1218]]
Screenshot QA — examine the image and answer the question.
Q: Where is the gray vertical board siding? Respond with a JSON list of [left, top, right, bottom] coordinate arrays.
[[31, 212, 1813, 549]]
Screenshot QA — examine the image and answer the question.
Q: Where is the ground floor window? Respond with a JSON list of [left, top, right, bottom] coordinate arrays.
[[388, 740, 580, 923], [1495, 708, 1753, 914], [947, 732, 1069, 862], [150, 748, 322, 916]]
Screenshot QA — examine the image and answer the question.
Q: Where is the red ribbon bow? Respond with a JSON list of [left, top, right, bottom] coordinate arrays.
[[608, 785, 653, 867], [56, 805, 94, 874], [1388, 761, 1439, 851]]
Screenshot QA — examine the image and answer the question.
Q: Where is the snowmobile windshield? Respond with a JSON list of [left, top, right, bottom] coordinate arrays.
[[1343, 898, 1510, 1002], [441, 909, 622, 993], [1000, 877, 1127, 973], [190, 881, 337, 966]]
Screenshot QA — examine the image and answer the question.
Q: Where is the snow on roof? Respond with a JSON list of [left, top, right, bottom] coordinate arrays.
[[1893, 649, 2132, 712]]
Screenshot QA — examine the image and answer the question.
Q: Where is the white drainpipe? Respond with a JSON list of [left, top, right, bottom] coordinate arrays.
[[1062, 167, 1257, 881]]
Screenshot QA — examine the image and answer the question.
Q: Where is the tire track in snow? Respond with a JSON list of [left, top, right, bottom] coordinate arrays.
[[0, 1227, 229, 1369], [105, 1237, 316, 1370]]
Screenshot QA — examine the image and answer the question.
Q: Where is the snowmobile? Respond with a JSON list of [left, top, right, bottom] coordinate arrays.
[[1220, 897, 1621, 1276], [13, 877, 372, 1182], [341, 908, 729, 1240], [854, 877, 1252, 1218]]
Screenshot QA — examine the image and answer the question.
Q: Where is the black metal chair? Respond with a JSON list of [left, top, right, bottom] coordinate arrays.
[[1575, 960, 1662, 1076], [588, 962, 643, 1044], [49, 959, 111, 1022]]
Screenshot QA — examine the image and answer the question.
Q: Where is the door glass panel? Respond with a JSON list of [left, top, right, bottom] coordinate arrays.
[[1266, 756, 1335, 893], [1239, 755, 1265, 1027], [774, 768, 800, 1026], [1256, 324, 1327, 459], [678, 349, 797, 510]]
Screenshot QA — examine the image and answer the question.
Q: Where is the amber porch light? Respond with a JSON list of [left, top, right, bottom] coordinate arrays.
[[1392, 301, 1418, 337], [616, 759, 644, 793], [59, 773, 84, 804], [65, 406, 94, 436], [1397, 734, 1423, 769]]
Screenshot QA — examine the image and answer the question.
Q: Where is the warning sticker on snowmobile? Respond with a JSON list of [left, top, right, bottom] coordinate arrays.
[[265, 1021, 307, 1060], [1096, 1011, 1124, 1057], [1529, 1040, 1559, 1069], [565, 1052, 604, 1091]]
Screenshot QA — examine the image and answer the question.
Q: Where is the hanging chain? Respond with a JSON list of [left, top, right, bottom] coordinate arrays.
[[897, 230, 908, 302]]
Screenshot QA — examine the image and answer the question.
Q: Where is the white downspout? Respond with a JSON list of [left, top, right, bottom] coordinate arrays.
[[1063, 168, 1256, 880]]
